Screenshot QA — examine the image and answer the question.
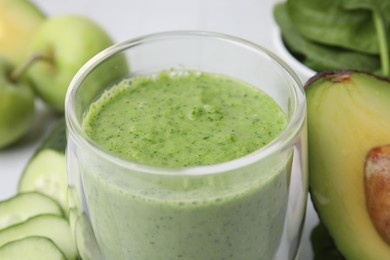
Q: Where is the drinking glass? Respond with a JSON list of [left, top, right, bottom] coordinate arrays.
[[65, 31, 307, 260]]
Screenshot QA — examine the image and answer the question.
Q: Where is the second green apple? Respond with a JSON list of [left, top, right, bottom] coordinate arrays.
[[0, 58, 35, 149], [28, 15, 129, 113]]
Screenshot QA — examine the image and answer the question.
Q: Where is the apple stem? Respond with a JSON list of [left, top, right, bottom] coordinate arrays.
[[9, 53, 50, 82]]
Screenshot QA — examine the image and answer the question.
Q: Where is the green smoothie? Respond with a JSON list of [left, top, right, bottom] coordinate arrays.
[[81, 71, 291, 259]]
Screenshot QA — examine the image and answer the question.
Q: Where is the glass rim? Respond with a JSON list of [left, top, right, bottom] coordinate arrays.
[[65, 30, 306, 176]]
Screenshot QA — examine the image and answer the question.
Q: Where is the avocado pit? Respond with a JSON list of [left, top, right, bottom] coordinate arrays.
[[365, 145, 390, 245]]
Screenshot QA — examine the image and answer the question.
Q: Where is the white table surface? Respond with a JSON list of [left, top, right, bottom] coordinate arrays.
[[0, 1, 319, 259]]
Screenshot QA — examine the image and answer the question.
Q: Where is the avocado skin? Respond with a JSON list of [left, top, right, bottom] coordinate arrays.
[[304, 70, 390, 90]]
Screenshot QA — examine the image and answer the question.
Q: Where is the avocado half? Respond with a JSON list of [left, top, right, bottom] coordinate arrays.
[[306, 71, 390, 259]]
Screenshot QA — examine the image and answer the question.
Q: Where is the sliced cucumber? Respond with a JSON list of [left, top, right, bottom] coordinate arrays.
[[19, 149, 68, 212], [74, 213, 102, 260], [0, 214, 77, 260], [18, 119, 68, 212], [0, 236, 66, 260], [68, 187, 101, 260], [0, 192, 63, 230]]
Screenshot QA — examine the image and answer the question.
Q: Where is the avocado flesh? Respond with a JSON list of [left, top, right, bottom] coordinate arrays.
[[306, 72, 390, 259]]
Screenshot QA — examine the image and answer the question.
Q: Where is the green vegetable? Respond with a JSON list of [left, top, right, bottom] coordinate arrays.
[[341, 0, 390, 77], [0, 119, 79, 258], [287, 0, 384, 54], [274, 0, 390, 76], [311, 222, 345, 260], [0, 214, 77, 259], [0, 236, 66, 260], [18, 118, 68, 212], [0, 192, 63, 230], [273, 3, 381, 73]]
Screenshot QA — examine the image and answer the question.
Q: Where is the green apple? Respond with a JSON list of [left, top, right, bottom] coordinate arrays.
[[0, 0, 45, 65], [0, 57, 35, 149], [27, 15, 129, 113]]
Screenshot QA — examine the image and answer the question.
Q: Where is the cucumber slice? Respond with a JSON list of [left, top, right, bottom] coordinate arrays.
[[0, 214, 77, 260], [19, 149, 68, 212], [68, 187, 101, 260], [18, 119, 68, 212], [74, 213, 102, 260], [0, 236, 66, 260], [0, 192, 63, 230]]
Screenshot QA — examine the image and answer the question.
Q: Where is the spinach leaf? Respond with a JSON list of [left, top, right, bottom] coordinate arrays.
[[286, 0, 384, 55], [341, 0, 390, 77], [273, 3, 381, 73], [311, 222, 345, 260]]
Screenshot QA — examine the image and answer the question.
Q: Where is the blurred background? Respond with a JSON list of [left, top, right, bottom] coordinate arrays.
[[32, 0, 282, 50]]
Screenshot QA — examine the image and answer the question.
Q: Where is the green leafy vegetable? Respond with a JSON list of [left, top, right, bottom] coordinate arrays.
[[310, 222, 345, 260], [274, 0, 390, 77], [287, 0, 383, 54], [341, 0, 390, 76], [273, 3, 381, 73]]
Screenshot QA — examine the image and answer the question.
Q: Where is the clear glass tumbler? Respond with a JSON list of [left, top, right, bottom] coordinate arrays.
[[65, 31, 307, 260]]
